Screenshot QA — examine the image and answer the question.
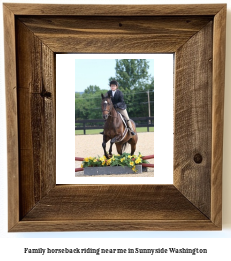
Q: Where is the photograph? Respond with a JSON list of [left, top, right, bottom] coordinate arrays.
[[56, 53, 173, 184], [74, 58, 154, 177]]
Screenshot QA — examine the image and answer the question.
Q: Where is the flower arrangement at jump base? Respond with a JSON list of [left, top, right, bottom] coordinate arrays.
[[81, 152, 149, 173]]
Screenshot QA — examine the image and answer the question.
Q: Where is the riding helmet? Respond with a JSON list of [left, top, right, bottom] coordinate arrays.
[[110, 80, 118, 86]]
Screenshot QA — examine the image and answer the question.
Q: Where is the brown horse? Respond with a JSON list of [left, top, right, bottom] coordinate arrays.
[[101, 93, 138, 159]]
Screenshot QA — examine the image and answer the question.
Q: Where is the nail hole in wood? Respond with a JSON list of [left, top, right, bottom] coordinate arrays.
[[119, 23, 122, 27], [194, 153, 203, 164]]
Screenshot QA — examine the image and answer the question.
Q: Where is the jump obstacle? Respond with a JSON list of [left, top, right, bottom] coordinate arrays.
[[75, 155, 154, 172]]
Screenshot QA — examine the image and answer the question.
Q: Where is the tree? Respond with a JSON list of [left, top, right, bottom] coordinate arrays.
[[109, 59, 151, 91], [75, 92, 85, 120], [75, 60, 154, 121], [75, 85, 108, 121], [84, 85, 101, 94], [109, 59, 154, 117]]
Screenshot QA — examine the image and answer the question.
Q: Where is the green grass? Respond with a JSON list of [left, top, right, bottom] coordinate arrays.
[[75, 127, 154, 135]]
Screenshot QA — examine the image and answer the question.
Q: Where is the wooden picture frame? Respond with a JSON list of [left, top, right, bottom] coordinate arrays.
[[4, 3, 226, 231]]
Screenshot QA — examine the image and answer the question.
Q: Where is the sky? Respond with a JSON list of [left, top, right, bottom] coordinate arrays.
[[75, 59, 154, 92]]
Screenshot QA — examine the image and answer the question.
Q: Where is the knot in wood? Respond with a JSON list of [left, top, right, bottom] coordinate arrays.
[[40, 90, 52, 99]]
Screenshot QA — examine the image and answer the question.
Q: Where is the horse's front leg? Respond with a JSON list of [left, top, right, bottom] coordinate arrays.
[[115, 143, 123, 155], [102, 135, 110, 159], [109, 137, 117, 156]]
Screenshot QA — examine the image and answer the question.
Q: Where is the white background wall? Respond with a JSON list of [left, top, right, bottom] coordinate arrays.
[[0, 0, 231, 260]]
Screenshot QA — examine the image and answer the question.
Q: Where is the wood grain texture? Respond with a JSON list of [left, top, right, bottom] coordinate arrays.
[[11, 220, 218, 232], [4, 3, 226, 232], [3, 3, 225, 16], [16, 19, 56, 219], [18, 16, 212, 53], [174, 22, 213, 218], [11, 185, 219, 232], [3, 4, 19, 231], [211, 5, 226, 228], [22, 185, 207, 221]]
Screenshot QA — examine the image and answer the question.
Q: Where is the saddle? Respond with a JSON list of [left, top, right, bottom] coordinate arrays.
[[115, 112, 128, 143]]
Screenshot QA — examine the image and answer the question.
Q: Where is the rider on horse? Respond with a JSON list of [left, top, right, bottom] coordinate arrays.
[[100, 80, 136, 136]]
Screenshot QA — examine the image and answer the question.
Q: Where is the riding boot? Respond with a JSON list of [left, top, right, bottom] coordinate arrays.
[[127, 120, 136, 135]]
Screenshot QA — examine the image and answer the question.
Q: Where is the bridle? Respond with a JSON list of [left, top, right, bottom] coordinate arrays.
[[102, 99, 117, 119], [102, 99, 112, 117]]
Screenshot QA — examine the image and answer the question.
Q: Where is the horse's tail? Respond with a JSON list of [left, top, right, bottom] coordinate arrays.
[[122, 141, 128, 153]]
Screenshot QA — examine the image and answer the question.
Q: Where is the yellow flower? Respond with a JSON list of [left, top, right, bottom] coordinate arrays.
[[103, 155, 107, 160], [132, 155, 137, 158], [128, 155, 132, 159], [93, 159, 97, 162], [84, 157, 89, 162], [120, 157, 125, 162], [132, 166, 137, 172], [139, 154, 142, 158], [106, 159, 111, 166], [102, 161, 105, 166], [135, 158, 142, 164], [99, 156, 105, 161], [129, 161, 134, 166], [89, 157, 93, 160], [81, 164, 83, 168]]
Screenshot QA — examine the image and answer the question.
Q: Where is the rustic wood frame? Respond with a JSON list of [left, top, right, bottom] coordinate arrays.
[[4, 4, 226, 232]]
